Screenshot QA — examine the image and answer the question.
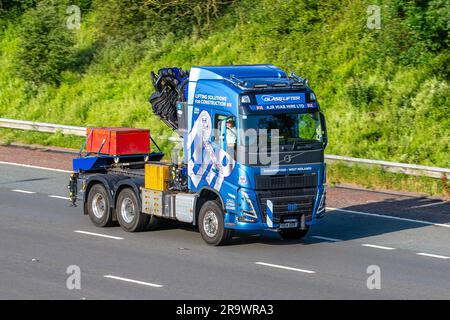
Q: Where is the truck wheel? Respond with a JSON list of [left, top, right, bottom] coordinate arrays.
[[116, 188, 149, 232], [198, 200, 231, 246], [87, 184, 114, 227], [279, 228, 309, 240]]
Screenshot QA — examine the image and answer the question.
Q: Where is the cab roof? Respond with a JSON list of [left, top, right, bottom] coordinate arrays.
[[189, 64, 287, 82]]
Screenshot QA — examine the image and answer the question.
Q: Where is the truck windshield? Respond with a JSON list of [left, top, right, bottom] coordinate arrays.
[[240, 111, 323, 147]]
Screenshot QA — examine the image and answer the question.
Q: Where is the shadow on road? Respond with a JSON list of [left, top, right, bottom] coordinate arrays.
[[136, 194, 450, 246], [75, 186, 449, 247], [303, 195, 450, 242], [0, 177, 51, 185], [340, 196, 450, 223]]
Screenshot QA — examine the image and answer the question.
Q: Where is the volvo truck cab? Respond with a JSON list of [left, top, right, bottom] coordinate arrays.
[[70, 64, 327, 246]]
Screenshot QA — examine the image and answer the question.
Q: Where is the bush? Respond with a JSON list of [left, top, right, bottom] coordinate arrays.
[[0, 0, 35, 16], [93, 0, 235, 43], [15, 0, 75, 86], [345, 78, 377, 108]]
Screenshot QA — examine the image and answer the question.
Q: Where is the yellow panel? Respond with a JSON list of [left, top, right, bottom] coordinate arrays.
[[145, 164, 169, 191]]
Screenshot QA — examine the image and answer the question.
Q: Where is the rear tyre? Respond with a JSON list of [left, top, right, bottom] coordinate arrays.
[[279, 228, 309, 240], [198, 200, 231, 246], [87, 184, 114, 227], [116, 188, 149, 232]]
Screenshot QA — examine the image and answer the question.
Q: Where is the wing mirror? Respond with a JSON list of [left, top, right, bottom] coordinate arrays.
[[320, 112, 328, 149]]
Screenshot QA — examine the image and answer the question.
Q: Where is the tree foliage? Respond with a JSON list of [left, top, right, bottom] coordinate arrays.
[[0, 0, 35, 14], [93, 0, 235, 42], [15, 0, 75, 86]]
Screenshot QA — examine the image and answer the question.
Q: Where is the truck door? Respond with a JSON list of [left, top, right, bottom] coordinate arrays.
[[210, 112, 238, 214]]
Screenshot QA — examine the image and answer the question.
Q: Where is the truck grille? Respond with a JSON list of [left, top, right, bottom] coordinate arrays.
[[257, 188, 316, 224], [255, 173, 317, 190]]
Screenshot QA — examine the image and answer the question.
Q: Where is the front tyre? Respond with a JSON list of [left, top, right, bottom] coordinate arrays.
[[116, 188, 149, 232], [279, 228, 309, 240], [199, 200, 231, 246]]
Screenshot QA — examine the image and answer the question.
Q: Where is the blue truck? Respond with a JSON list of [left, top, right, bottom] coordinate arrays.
[[69, 64, 327, 245]]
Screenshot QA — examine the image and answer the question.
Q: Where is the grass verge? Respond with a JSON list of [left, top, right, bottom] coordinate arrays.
[[0, 128, 85, 150], [327, 162, 449, 199]]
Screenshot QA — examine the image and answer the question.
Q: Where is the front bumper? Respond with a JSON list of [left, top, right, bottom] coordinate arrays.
[[224, 187, 326, 231]]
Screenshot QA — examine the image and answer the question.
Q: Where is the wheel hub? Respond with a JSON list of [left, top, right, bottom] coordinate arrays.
[[203, 211, 219, 238], [121, 197, 135, 224], [92, 193, 106, 219]]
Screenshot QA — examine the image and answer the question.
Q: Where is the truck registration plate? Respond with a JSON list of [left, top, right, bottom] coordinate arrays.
[[280, 220, 298, 229]]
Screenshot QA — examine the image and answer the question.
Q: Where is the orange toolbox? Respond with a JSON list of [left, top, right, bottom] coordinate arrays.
[[85, 128, 150, 155]]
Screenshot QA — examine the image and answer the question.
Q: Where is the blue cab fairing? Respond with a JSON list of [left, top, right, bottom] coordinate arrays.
[[184, 65, 326, 232]]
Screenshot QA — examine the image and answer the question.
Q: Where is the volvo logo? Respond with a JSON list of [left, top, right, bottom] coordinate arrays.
[[287, 203, 299, 212], [283, 155, 292, 163], [278, 151, 306, 165]]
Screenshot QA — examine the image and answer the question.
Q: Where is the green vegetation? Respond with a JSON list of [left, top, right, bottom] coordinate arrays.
[[15, 1, 75, 86], [0, 128, 85, 149], [328, 161, 449, 198], [0, 0, 449, 195]]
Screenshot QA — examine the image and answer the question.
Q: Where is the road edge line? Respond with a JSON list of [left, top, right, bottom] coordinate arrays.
[[326, 207, 450, 229], [0, 161, 71, 173]]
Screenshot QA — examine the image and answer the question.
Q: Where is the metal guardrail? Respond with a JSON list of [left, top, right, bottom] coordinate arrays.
[[325, 155, 449, 179], [0, 118, 85, 136], [1, 117, 449, 179]]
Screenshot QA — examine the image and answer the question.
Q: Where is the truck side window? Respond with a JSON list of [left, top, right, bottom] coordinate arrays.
[[214, 114, 237, 155], [214, 114, 227, 144]]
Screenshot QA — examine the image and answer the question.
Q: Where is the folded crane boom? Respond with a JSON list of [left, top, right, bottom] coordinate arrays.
[[149, 67, 189, 131]]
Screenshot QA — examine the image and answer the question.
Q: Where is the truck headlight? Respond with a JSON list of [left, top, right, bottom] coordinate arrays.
[[316, 191, 326, 219], [238, 190, 258, 221]]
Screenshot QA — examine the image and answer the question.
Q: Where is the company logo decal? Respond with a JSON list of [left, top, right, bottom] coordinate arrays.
[[261, 95, 302, 103], [187, 110, 236, 191]]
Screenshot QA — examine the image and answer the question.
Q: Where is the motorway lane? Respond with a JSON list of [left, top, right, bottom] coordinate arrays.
[[0, 163, 450, 299], [1, 189, 449, 299], [0, 163, 69, 196]]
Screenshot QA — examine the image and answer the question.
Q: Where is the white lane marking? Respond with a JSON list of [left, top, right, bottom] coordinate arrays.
[[411, 201, 449, 209], [0, 161, 71, 173], [255, 262, 316, 274], [49, 195, 70, 200], [362, 244, 396, 250], [326, 207, 450, 229], [416, 253, 450, 260], [74, 230, 124, 240], [11, 189, 36, 194], [311, 236, 342, 242], [104, 275, 163, 288]]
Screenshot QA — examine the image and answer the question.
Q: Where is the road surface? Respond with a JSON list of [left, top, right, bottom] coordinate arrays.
[[0, 146, 449, 299]]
